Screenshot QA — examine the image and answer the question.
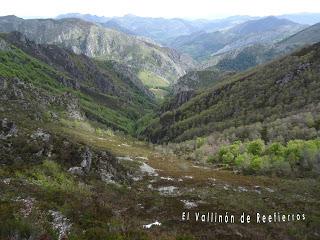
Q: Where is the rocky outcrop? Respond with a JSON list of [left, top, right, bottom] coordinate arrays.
[[80, 146, 92, 173], [0, 118, 18, 139], [49, 210, 72, 240], [0, 38, 10, 51], [0, 76, 85, 121]]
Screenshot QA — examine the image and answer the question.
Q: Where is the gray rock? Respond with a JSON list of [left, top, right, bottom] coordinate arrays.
[[80, 147, 92, 173], [31, 128, 50, 142], [100, 170, 116, 184], [68, 167, 84, 176], [0, 38, 10, 51], [49, 210, 72, 240], [0, 118, 18, 139]]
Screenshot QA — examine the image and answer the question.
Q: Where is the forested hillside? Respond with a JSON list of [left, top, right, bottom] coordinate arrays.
[[144, 42, 320, 143]]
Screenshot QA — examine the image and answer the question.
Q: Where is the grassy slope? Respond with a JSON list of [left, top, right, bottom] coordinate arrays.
[[138, 70, 170, 88]]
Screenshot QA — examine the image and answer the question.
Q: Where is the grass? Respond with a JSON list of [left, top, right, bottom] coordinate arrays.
[[138, 70, 170, 88]]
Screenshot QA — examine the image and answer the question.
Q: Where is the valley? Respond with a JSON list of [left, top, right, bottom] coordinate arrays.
[[0, 9, 320, 240], [1, 117, 319, 239]]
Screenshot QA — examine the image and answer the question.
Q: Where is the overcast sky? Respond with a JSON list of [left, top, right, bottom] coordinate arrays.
[[1, 0, 320, 19]]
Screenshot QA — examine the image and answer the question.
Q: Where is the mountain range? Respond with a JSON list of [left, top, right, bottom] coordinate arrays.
[[170, 16, 305, 61], [0, 15, 194, 92], [1, 10, 320, 240], [57, 13, 257, 44]]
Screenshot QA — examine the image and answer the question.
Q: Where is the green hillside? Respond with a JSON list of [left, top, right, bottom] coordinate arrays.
[[0, 32, 156, 134], [144, 42, 320, 143]]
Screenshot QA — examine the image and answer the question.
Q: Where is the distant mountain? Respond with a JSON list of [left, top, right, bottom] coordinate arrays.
[[170, 30, 237, 60], [0, 15, 195, 85], [171, 16, 305, 61], [280, 22, 320, 46], [57, 13, 258, 45], [194, 15, 258, 33], [205, 22, 320, 72], [279, 13, 320, 25], [229, 16, 298, 34], [101, 20, 136, 35], [144, 42, 320, 143], [56, 13, 110, 23], [104, 14, 199, 44]]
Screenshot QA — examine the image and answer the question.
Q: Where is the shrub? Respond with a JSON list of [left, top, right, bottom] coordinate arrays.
[[246, 139, 265, 155], [210, 138, 320, 177]]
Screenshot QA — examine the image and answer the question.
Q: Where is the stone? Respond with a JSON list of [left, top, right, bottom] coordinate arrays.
[[0, 118, 18, 139], [31, 128, 50, 142], [80, 147, 92, 173], [68, 167, 84, 176]]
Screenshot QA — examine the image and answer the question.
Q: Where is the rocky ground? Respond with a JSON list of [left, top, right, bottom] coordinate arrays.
[[0, 118, 320, 240]]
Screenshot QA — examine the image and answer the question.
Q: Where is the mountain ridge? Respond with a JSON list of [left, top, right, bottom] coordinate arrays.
[[0, 15, 195, 86]]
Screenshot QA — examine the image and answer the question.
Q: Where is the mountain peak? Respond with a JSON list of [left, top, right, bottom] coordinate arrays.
[[230, 16, 300, 34]]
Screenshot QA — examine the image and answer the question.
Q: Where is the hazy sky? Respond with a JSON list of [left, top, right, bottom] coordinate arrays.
[[1, 0, 320, 19]]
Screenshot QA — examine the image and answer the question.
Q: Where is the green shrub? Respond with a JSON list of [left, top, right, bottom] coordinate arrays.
[[221, 151, 235, 164], [246, 139, 265, 155], [211, 138, 320, 177]]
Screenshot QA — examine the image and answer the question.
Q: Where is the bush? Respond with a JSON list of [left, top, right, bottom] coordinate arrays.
[[210, 138, 320, 177], [247, 139, 265, 155]]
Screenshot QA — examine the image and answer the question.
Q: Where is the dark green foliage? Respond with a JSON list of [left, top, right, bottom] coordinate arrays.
[[144, 43, 320, 143]]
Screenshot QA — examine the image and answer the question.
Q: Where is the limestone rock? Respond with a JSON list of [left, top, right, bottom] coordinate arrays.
[[0, 118, 18, 140]]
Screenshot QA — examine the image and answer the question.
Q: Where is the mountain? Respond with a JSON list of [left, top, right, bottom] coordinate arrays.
[[171, 16, 305, 61], [0, 15, 195, 86], [101, 19, 136, 35], [158, 69, 235, 115], [144, 42, 320, 143], [103, 14, 199, 44], [280, 22, 320, 46], [169, 30, 237, 61], [204, 22, 320, 72], [229, 16, 299, 34], [57, 13, 257, 45], [0, 31, 156, 133], [193, 15, 258, 33], [279, 13, 320, 25], [56, 13, 110, 23]]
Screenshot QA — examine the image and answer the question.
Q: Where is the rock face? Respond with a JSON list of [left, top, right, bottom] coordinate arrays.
[[0, 118, 18, 139], [98, 151, 128, 183], [0, 16, 195, 84], [67, 147, 128, 184], [80, 147, 92, 173]]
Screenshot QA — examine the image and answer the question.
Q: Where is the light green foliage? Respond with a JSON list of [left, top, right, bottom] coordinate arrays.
[[21, 160, 90, 195], [138, 70, 170, 88], [212, 139, 320, 177], [196, 137, 206, 148], [246, 139, 265, 155]]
